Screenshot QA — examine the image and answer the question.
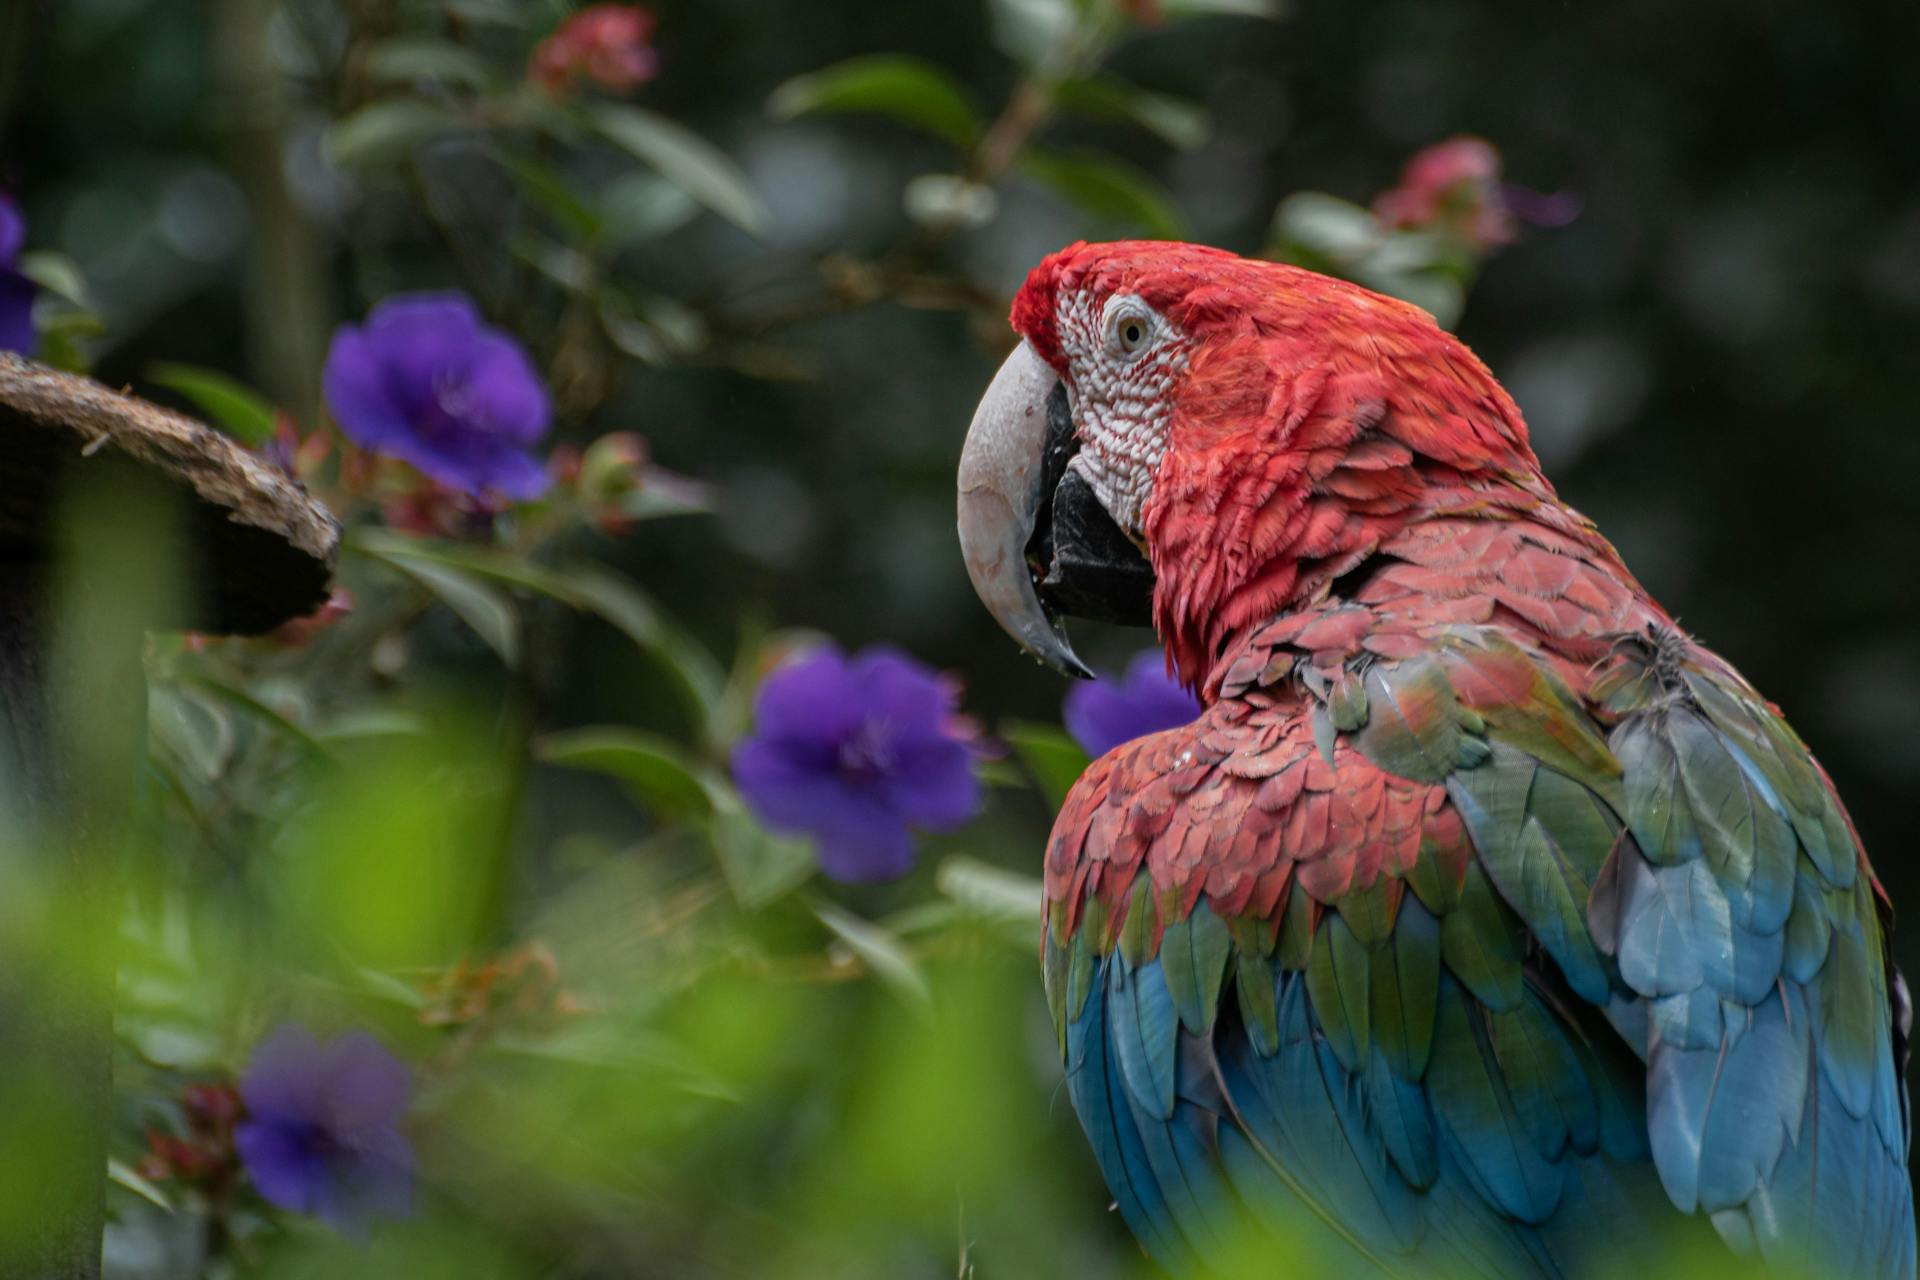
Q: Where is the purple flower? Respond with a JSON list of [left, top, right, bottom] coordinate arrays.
[[0, 195, 37, 355], [1063, 651, 1201, 759], [323, 292, 552, 499], [235, 1023, 414, 1238], [731, 647, 981, 882]]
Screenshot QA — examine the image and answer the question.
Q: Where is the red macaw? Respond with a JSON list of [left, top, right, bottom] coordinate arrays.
[[957, 241, 1913, 1277]]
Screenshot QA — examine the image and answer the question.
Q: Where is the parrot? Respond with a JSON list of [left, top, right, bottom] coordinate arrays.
[[955, 240, 1915, 1277]]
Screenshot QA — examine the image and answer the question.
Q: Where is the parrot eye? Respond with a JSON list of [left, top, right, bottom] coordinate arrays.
[[1106, 301, 1156, 359]]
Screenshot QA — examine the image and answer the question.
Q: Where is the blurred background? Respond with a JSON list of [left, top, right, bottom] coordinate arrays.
[[1, 0, 1917, 1276]]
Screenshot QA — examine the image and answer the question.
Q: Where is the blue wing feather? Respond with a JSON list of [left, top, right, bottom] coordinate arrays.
[[1065, 961, 1195, 1272], [1050, 627, 1911, 1276]]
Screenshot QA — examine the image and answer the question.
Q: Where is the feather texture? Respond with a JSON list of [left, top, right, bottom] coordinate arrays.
[[1011, 243, 1909, 1277]]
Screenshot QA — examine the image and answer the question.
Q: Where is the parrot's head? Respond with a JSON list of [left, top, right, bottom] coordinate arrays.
[[957, 239, 1541, 691]]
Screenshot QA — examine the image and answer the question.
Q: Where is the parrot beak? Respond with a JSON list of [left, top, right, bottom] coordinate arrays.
[[958, 341, 1156, 679]]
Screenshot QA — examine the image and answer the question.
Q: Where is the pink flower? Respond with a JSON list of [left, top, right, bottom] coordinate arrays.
[[1373, 136, 1579, 250], [1373, 136, 1512, 246], [531, 6, 659, 97]]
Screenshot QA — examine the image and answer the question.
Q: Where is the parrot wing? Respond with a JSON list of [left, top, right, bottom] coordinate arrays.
[[1045, 613, 1912, 1278]]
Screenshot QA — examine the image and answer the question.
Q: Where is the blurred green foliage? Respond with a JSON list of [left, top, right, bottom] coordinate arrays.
[[2, 0, 1916, 1275]]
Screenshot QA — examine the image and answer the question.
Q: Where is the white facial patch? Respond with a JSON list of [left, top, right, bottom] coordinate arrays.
[[1053, 291, 1188, 538]]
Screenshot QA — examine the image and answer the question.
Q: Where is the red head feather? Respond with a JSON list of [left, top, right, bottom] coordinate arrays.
[[1009, 241, 1572, 693]]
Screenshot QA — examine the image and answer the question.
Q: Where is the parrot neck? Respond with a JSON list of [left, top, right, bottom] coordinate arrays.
[[1149, 480, 1653, 703], [1142, 342, 1605, 698], [1147, 493, 1407, 698]]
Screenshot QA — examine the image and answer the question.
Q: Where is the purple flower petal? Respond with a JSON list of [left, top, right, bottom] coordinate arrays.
[[463, 441, 551, 499], [239, 1023, 329, 1119], [748, 650, 864, 747], [734, 742, 910, 877], [322, 290, 552, 499], [807, 791, 918, 882], [322, 328, 413, 451], [464, 333, 552, 445], [0, 197, 23, 264], [0, 270, 37, 356], [1063, 650, 1201, 759], [884, 735, 980, 829], [729, 735, 845, 831], [319, 1031, 411, 1132], [364, 293, 481, 406], [394, 429, 552, 501], [731, 644, 983, 883], [236, 1022, 414, 1237], [848, 648, 951, 736], [236, 1118, 327, 1214], [322, 1127, 416, 1239]]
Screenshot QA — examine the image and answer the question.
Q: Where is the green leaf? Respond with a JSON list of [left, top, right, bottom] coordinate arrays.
[[499, 152, 604, 243], [597, 172, 701, 248], [936, 855, 1043, 927], [537, 727, 714, 820], [1002, 720, 1091, 809], [1269, 195, 1472, 326], [1021, 148, 1186, 237], [107, 1158, 175, 1213], [768, 55, 980, 149], [616, 474, 713, 522], [598, 287, 709, 363], [1052, 75, 1211, 150], [145, 362, 277, 446], [178, 674, 332, 765], [314, 706, 433, 744], [375, 552, 523, 666], [513, 232, 597, 293], [442, 0, 527, 25], [16, 251, 91, 306], [1270, 191, 1383, 260], [349, 533, 725, 734], [552, 562, 727, 727], [976, 759, 1027, 790], [812, 898, 932, 1012], [708, 623, 809, 752], [34, 307, 106, 341], [708, 785, 816, 908], [352, 966, 430, 1010], [589, 104, 768, 235], [30, 327, 92, 374], [987, 0, 1079, 70], [902, 174, 999, 232], [1161, 0, 1289, 16], [363, 37, 497, 91], [148, 685, 235, 784], [325, 100, 467, 167], [490, 1022, 740, 1100]]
